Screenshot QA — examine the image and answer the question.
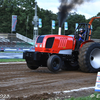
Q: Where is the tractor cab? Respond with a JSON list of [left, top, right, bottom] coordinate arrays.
[[74, 23, 92, 50], [75, 23, 92, 41]]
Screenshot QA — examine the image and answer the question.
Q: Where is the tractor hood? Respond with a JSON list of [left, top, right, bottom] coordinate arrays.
[[35, 35, 74, 54]]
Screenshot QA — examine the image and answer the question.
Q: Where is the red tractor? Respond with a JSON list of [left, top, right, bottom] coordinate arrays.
[[23, 17, 100, 73]]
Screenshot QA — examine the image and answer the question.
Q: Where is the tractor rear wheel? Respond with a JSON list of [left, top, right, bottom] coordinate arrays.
[[26, 60, 39, 70], [78, 42, 100, 73], [47, 55, 62, 72]]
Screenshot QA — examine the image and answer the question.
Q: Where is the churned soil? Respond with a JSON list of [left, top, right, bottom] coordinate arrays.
[[0, 63, 97, 100]]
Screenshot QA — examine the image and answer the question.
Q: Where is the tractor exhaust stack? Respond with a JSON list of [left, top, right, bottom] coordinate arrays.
[[58, 27, 62, 35]]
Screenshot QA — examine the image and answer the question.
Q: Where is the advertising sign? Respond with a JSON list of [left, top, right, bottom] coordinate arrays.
[[95, 72, 100, 92], [12, 15, 17, 32], [52, 20, 55, 29], [64, 22, 68, 30], [39, 18, 42, 28]]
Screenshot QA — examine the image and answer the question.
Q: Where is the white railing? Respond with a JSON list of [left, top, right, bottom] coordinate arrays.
[[16, 33, 35, 45], [92, 39, 100, 42]]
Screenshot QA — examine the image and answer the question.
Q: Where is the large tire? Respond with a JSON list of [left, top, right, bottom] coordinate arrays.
[[78, 42, 100, 73], [47, 55, 62, 72], [61, 61, 79, 71], [26, 60, 39, 70]]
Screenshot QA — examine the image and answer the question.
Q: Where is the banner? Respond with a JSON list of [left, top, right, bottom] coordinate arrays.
[[52, 20, 55, 29], [39, 18, 42, 28], [64, 22, 68, 30], [12, 15, 17, 32], [95, 72, 100, 92], [91, 25, 93, 30], [75, 23, 78, 29]]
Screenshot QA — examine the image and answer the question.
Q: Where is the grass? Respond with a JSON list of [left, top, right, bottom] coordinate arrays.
[[0, 59, 25, 62], [0, 51, 23, 53], [0, 51, 25, 62], [50, 93, 100, 100], [66, 95, 99, 100]]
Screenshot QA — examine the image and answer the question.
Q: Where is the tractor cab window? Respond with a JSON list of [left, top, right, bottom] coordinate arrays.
[[75, 23, 91, 50], [36, 35, 46, 43]]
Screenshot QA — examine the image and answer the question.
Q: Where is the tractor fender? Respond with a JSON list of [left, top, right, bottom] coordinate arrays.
[[80, 40, 94, 49]]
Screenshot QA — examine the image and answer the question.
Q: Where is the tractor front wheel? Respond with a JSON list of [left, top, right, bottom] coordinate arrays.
[[26, 60, 39, 70], [47, 55, 62, 72]]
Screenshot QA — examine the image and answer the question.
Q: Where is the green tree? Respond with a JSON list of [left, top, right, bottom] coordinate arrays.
[[87, 12, 100, 39], [0, 0, 35, 39], [66, 13, 86, 35], [0, 0, 100, 39], [92, 27, 100, 39], [38, 8, 58, 35]]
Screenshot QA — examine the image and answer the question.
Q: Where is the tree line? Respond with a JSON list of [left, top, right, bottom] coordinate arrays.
[[0, 0, 100, 39]]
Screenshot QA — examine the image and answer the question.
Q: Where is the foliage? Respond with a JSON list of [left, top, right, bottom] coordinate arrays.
[[87, 13, 100, 39], [38, 9, 58, 35], [0, 0, 35, 39], [48, 93, 100, 100], [65, 13, 86, 35], [65, 93, 100, 100], [92, 27, 100, 39], [0, 0, 100, 39]]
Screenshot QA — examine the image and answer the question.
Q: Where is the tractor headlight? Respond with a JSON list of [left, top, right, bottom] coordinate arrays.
[[40, 44, 42, 48], [35, 44, 38, 47]]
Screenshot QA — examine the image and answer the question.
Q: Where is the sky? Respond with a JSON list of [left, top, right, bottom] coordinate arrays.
[[36, 0, 100, 19]]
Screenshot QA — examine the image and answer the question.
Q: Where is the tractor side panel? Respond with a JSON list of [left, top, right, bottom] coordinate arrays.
[[52, 37, 73, 54]]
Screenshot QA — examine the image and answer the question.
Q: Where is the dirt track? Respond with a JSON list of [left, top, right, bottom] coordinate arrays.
[[0, 63, 97, 100]]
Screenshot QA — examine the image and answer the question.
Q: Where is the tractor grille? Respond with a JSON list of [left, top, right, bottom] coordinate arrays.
[[46, 37, 54, 48], [58, 38, 67, 48]]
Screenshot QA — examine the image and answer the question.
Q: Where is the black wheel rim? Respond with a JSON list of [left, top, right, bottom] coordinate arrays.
[[53, 59, 59, 70]]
